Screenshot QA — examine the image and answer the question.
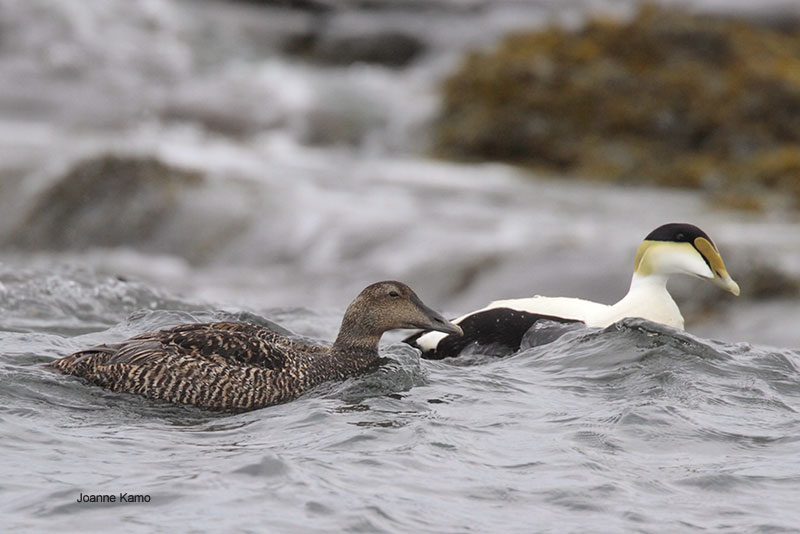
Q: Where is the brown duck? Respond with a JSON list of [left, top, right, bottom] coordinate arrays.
[[47, 281, 461, 411]]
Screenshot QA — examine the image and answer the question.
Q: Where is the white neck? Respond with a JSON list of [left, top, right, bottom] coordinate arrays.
[[593, 273, 683, 329]]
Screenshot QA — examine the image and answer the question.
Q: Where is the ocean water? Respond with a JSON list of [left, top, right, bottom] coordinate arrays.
[[1, 266, 799, 533], [2, 0, 800, 532]]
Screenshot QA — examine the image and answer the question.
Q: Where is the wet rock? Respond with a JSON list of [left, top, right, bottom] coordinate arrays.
[[312, 32, 425, 67], [228, 0, 479, 13], [435, 5, 800, 208], [673, 257, 800, 326], [736, 262, 800, 300], [229, 0, 333, 11], [282, 28, 426, 67], [9, 155, 203, 252]]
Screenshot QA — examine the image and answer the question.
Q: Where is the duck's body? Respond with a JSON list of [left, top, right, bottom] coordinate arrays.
[[48, 281, 461, 411], [480, 273, 684, 328], [48, 322, 346, 410], [407, 223, 740, 359]]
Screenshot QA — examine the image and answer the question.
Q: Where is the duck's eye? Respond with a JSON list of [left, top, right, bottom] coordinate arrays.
[[675, 232, 685, 241], [388, 291, 400, 298]]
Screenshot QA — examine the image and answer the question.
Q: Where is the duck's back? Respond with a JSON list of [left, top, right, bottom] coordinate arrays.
[[481, 296, 610, 324], [48, 322, 328, 411]]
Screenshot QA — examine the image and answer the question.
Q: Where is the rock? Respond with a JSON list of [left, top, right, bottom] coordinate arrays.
[[316, 32, 425, 66], [737, 262, 800, 300], [284, 30, 426, 67], [434, 5, 800, 209], [672, 259, 800, 326], [10, 155, 203, 252], [227, 0, 333, 11]]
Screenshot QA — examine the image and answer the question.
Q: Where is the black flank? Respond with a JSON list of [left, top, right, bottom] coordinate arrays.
[[407, 308, 579, 360]]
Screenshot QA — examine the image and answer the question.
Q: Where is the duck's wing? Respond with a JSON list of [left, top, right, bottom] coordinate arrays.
[[56, 322, 322, 372], [127, 322, 328, 369]]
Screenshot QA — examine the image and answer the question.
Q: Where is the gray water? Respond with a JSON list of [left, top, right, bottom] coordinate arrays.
[[2, 265, 800, 533], [2, 0, 800, 532]]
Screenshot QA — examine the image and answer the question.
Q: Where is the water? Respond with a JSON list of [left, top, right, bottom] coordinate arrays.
[[2, 0, 800, 532], [2, 266, 799, 533]]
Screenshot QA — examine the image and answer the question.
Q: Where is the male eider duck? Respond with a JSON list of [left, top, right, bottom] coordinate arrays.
[[406, 223, 740, 359], [48, 281, 462, 411]]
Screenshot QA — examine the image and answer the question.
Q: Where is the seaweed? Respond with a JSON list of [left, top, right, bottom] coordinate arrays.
[[435, 5, 800, 209]]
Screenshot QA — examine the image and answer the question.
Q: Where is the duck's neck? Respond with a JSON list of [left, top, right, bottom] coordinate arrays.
[[330, 314, 382, 363], [604, 273, 684, 329]]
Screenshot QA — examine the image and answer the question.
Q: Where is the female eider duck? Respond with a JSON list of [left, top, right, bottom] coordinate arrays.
[[406, 223, 740, 359], [48, 281, 461, 411]]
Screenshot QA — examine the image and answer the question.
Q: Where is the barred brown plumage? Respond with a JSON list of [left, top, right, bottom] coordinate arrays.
[[47, 281, 462, 411]]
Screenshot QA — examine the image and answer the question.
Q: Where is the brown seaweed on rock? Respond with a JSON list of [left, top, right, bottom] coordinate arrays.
[[435, 5, 800, 209]]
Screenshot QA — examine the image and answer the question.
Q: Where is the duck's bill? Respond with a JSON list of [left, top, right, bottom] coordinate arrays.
[[713, 271, 741, 296], [422, 310, 463, 336], [413, 299, 463, 336], [432, 318, 463, 336], [694, 237, 740, 296]]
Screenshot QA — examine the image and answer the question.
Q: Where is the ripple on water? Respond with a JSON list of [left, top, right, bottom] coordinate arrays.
[[2, 271, 800, 533]]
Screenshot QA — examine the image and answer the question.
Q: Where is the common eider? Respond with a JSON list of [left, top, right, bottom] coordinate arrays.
[[48, 281, 462, 411], [406, 223, 740, 359]]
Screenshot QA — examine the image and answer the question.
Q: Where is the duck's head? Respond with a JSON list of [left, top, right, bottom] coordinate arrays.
[[633, 223, 740, 295], [341, 281, 462, 339]]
